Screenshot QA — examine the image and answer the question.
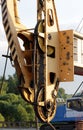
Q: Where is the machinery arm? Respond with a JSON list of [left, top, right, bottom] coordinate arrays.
[[1, 0, 74, 122], [1, 0, 34, 103]]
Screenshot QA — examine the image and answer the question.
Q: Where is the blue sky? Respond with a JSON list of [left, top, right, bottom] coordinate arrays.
[[55, 0, 83, 25], [18, 0, 83, 29], [0, 0, 83, 94]]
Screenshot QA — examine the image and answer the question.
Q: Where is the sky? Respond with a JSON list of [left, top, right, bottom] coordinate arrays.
[[18, 0, 83, 29], [0, 0, 83, 94]]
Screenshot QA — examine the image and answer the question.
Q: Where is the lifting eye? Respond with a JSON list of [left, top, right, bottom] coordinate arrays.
[[47, 9, 54, 26], [50, 72, 55, 84]]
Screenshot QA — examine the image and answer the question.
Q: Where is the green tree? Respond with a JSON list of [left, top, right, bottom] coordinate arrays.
[[0, 113, 5, 121], [58, 88, 67, 100], [0, 76, 8, 94], [14, 104, 29, 121], [0, 93, 19, 104], [25, 104, 35, 121], [6, 73, 19, 94], [0, 113, 5, 127], [0, 93, 35, 122]]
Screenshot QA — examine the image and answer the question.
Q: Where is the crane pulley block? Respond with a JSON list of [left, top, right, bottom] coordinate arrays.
[[1, 0, 74, 122]]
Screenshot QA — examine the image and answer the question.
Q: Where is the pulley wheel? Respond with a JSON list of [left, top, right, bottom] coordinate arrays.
[[35, 20, 54, 56], [34, 87, 56, 122]]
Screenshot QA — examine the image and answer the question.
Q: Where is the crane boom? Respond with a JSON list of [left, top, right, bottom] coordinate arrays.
[[1, 0, 74, 122]]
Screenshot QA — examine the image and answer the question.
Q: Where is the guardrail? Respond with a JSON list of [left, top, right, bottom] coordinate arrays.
[[0, 121, 41, 128]]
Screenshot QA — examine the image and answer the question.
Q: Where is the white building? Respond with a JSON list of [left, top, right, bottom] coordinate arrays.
[[74, 32, 83, 75]]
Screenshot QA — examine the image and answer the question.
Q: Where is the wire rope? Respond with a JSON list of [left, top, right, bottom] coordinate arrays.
[[0, 47, 9, 93]]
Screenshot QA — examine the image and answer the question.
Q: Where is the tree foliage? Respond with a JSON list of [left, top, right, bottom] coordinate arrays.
[[0, 72, 71, 123], [57, 87, 69, 100], [6, 74, 19, 94], [0, 113, 5, 127], [0, 94, 35, 122], [0, 73, 35, 122]]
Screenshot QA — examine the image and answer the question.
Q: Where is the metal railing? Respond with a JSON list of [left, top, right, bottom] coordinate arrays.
[[0, 121, 42, 128]]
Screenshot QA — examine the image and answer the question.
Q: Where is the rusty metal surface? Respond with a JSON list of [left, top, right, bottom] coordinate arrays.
[[76, 121, 83, 130]]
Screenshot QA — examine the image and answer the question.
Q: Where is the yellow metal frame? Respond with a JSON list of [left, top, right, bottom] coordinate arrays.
[[1, 0, 74, 122]]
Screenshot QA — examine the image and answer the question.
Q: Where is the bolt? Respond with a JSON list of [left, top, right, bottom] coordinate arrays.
[[48, 34, 52, 40]]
